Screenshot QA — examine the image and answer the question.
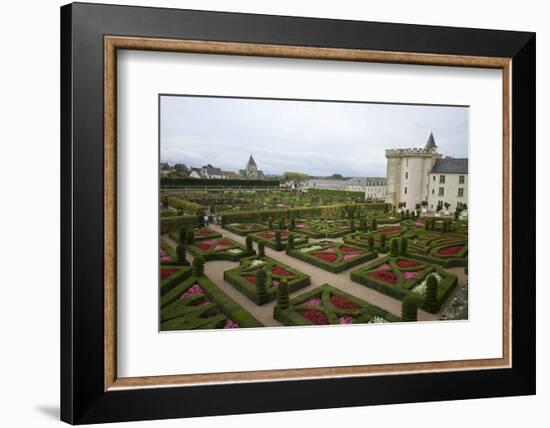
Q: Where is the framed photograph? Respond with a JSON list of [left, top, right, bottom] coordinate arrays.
[[61, 2, 535, 424]]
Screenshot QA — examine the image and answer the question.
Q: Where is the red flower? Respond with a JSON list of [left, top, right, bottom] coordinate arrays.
[[314, 252, 338, 263], [396, 260, 420, 268], [218, 239, 233, 246], [299, 309, 329, 325], [196, 242, 212, 251], [382, 227, 401, 233], [198, 228, 211, 235], [259, 233, 274, 239], [160, 268, 176, 280], [340, 246, 361, 253], [243, 275, 256, 284], [330, 295, 360, 309], [272, 265, 291, 276], [437, 245, 464, 255], [368, 270, 398, 284]]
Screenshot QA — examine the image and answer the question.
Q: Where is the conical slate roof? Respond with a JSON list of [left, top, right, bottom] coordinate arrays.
[[246, 154, 257, 168], [425, 132, 437, 150]]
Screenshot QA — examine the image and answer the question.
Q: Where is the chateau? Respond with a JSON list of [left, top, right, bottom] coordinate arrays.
[[385, 132, 468, 213], [239, 155, 265, 180]]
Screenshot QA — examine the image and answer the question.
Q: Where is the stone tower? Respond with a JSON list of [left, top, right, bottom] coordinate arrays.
[[245, 155, 258, 176], [384, 132, 441, 209]]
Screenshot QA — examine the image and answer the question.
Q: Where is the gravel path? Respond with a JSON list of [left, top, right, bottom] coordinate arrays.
[[164, 224, 460, 326]]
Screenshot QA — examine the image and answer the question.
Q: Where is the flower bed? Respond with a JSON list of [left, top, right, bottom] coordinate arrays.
[[289, 218, 354, 239], [274, 284, 400, 326], [224, 255, 310, 304], [223, 222, 270, 236], [160, 274, 263, 331], [169, 226, 221, 243], [288, 241, 377, 273], [350, 256, 458, 313], [187, 237, 255, 261], [249, 230, 308, 251]]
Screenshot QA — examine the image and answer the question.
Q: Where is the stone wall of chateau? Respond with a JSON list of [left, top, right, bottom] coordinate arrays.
[[384, 156, 401, 206], [427, 173, 468, 212]]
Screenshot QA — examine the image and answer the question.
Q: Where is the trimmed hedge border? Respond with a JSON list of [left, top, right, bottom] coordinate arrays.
[[160, 266, 192, 296], [224, 256, 311, 305], [249, 230, 308, 251], [274, 284, 401, 326], [288, 241, 378, 273], [160, 214, 199, 234], [160, 274, 263, 330], [350, 256, 458, 313], [169, 227, 221, 243], [223, 222, 270, 236], [187, 237, 255, 262]]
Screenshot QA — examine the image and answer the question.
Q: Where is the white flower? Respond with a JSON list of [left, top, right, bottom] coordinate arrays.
[[227, 248, 243, 254], [299, 245, 323, 253], [369, 316, 389, 323], [412, 272, 442, 296], [250, 259, 265, 267]]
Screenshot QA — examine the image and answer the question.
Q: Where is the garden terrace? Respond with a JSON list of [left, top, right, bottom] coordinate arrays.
[[187, 237, 255, 261], [350, 256, 457, 313], [402, 230, 468, 268], [290, 218, 354, 239], [249, 230, 308, 251], [223, 222, 270, 236], [288, 241, 377, 273], [160, 265, 192, 296], [224, 256, 311, 305], [169, 226, 221, 243], [160, 273, 263, 331], [274, 284, 400, 326]]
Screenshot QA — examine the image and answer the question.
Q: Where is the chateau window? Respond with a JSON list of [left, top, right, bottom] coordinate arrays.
[[438, 187, 444, 196], [405, 172, 408, 179], [432, 189, 434, 195], [439, 175, 446, 184], [404, 187, 408, 194], [459, 175, 465, 184], [406, 160, 409, 167], [458, 188, 464, 197], [433, 176, 436, 181]]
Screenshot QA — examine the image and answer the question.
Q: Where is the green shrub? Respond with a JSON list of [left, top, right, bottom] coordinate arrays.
[[368, 235, 374, 252], [400, 210, 405, 220], [400, 237, 408, 255], [258, 241, 265, 257], [360, 217, 367, 232], [390, 238, 399, 257], [256, 268, 267, 297], [268, 217, 273, 228], [287, 234, 295, 252], [276, 279, 289, 310], [176, 244, 187, 263], [245, 235, 253, 252], [425, 275, 438, 312], [184, 228, 195, 245], [192, 255, 205, 276], [402, 295, 418, 321], [380, 233, 386, 249], [405, 209, 410, 219], [221, 216, 226, 228], [350, 219, 356, 233], [371, 218, 378, 231], [290, 217, 296, 229], [178, 225, 188, 243]]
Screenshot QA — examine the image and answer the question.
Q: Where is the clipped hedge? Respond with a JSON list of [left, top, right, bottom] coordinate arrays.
[[160, 215, 200, 234], [161, 177, 279, 187], [274, 284, 401, 326], [288, 241, 377, 273], [186, 237, 255, 261], [249, 230, 308, 251], [168, 196, 204, 214], [160, 274, 263, 330], [160, 266, 192, 296], [350, 256, 458, 313], [224, 256, 311, 305], [223, 222, 270, 236]]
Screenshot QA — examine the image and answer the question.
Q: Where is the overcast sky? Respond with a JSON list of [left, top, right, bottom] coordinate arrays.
[[160, 95, 468, 177]]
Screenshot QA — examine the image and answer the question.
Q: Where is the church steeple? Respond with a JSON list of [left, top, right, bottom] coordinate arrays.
[[424, 131, 437, 151], [246, 154, 257, 169]]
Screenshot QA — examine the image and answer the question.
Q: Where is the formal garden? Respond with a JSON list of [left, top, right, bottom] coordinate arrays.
[[158, 189, 468, 331]]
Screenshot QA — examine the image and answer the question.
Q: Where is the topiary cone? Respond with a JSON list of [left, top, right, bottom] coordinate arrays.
[[178, 225, 188, 244], [368, 235, 374, 252], [255, 268, 267, 297], [258, 241, 265, 257], [390, 238, 399, 257], [276, 279, 290, 310], [425, 275, 438, 312], [245, 235, 253, 252], [402, 295, 418, 321], [176, 244, 187, 263], [192, 255, 205, 277], [399, 237, 408, 256]]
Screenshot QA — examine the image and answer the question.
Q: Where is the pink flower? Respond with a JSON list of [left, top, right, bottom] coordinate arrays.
[[343, 254, 359, 261], [214, 244, 230, 250], [160, 248, 172, 261], [305, 297, 322, 306], [178, 283, 204, 300], [339, 316, 353, 324], [271, 279, 280, 287], [223, 319, 239, 329], [296, 224, 305, 228], [404, 271, 418, 279], [321, 247, 337, 253], [377, 263, 391, 271]]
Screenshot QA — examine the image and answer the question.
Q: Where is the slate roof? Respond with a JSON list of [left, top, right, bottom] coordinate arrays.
[[425, 132, 437, 150], [202, 164, 224, 175], [246, 155, 257, 169], [431, 158, 468, 174]]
